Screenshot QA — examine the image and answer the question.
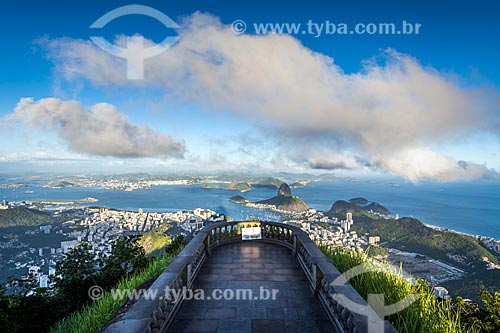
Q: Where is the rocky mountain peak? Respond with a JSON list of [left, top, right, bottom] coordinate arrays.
[[278, 183, 292, 197]]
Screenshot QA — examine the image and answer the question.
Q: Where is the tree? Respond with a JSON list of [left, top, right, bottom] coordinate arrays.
[[54, 242, 101, 313], [100, 235, 148, 288], [0, 235, 159, 332], [455, 291, 500, 332], [165, 234, 187, 256], [0, 276, 60, 333], [7, 270, 39, 298], [479, 290, 500, 332]]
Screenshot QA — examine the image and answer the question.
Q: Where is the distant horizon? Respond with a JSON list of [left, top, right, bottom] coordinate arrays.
[[1, 174, 500, 238], [1, 170, 498, 186]]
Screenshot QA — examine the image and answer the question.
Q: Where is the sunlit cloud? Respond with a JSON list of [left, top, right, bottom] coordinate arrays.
[[6, 98, 185, 159], [38, 13, 500, 180]]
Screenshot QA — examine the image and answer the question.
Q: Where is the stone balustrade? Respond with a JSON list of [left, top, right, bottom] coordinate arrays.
[[103, 221, 397, 333]]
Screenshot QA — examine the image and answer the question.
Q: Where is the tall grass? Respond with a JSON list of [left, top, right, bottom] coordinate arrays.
[[50, 254, 173, 333], [319, 245, 475, 333]]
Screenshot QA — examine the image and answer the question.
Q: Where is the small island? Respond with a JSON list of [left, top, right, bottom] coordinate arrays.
[[202, 181, 251, 192], [43, 180, 75, 188], [229, 195, 249, 204]]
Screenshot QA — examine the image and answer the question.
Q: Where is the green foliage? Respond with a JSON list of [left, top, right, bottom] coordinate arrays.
[[479, 291, 500, 331], [319, 244, 466, 333], [257, 193, 309, 212], [365, 245, 388, 257], [7, 270, 40, 297], [325, 200, 366, 217], [138, 224, 172, 256], [49, 254, 174, 333], [1, 271, 64, 332], [54, 243, 102, 313], [0, 207, 63, 227], [252, 177, 283, 189], [456, 291, 500, 332], [350, 215, 497, 269], [0, 233, 173, 333], [443, 269, 500, 303], [0, 288, 62, 333], [226, 181, 251, 191], [17, 232, 68, 248], [165, 234, 187, 256], [99, 235, 148, 289]]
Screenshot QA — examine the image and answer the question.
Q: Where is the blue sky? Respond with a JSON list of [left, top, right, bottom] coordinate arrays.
[[0, 0, 499, 180]]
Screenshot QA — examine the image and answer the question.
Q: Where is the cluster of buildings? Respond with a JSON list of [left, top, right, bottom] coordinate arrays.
[[283, 210, 460, 301], [2, 206, 224, 291], [284, 210, 371, 251], [4, 197, 498, 302], [480, 236, 500, 254], [0, 183, 28, 189], [246, 202, 275, 210], [46, 177, 198, 191], [0, 199, 35, 210]]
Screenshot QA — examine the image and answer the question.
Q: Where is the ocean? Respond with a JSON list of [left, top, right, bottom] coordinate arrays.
[[1, 180, 499, 239]]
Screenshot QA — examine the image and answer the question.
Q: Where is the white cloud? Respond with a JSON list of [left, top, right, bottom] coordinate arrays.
[[39, 13, 500, 180], [367, 148, 498, 182], [6, 98, 185, 159]]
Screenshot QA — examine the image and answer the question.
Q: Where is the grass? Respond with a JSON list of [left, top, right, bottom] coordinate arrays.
[[48, 237, 475, 333], [139, 223, 173, 256], [319, 244, 474, 333], [50, 254, 173, 333]]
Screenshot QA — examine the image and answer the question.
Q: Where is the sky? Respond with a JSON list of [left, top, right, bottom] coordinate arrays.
[[0, 0, 499, 181]]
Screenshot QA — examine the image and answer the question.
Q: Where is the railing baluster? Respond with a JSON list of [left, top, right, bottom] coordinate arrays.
[[102, 221, 398, 333]]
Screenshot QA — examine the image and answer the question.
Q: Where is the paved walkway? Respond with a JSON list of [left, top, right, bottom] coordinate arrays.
[[169, 242, 334, 332]]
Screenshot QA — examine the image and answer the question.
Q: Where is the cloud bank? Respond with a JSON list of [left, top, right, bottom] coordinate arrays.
[[8, 98, 185, 158], [40, 13, 500, 181]]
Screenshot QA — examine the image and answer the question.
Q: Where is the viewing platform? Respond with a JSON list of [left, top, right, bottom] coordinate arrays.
[[103, 221, 397, 333], [169, 242, 333, 332]]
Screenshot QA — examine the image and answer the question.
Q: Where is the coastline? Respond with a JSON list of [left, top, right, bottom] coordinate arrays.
[[1, 181, 500, 240], [423, 222, 500, 242]]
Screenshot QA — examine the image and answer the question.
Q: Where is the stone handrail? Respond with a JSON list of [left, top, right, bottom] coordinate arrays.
[[103, 221, 397, 333]]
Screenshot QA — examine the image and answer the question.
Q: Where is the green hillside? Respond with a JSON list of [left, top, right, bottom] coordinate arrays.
[[226, 181, 251, 191], [326, 199, 390, 216], [442, 269, 500, 302], [326, 200, 497, 270], [353, 215, 497, 270], [0, 207, 63, 227], [138, 223, 173, 256], [251, 177, 283, 189]]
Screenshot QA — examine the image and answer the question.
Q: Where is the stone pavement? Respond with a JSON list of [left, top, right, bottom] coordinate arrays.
[[168, 241, 334, 332]]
